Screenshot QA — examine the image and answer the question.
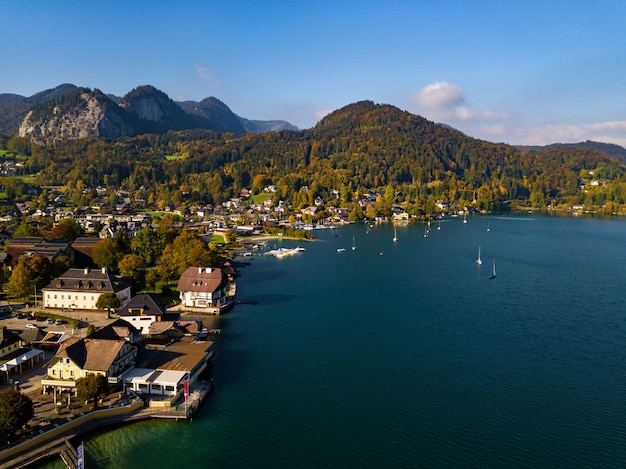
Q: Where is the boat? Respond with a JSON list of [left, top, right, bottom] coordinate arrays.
[[423, 224, 429, 238], [487, 222, 491, 232], [488, 259, 496, 279], [393, 227, 398, 242], [463, 212, 468, 224], [476, 245, 483, 265], [352, 237, 356, 250], [337, 248, 346, 253], [379, 250, 384, 256]]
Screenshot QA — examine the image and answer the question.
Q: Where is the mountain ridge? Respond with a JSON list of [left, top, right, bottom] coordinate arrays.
[[0, 84, 295, 139]]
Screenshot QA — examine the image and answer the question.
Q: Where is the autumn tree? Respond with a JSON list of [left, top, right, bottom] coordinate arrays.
[[49, 218, 83, 242], [7, 254, 53, 300], [0, 389, 34, 441], [155, 229, 219, 280]]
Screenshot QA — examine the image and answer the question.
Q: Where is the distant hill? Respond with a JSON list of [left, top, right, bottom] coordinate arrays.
[[0, 83, 297, 140], [516, 141, 626, 165], [236, 116, 298, 133], [178, 96, 246, 134]]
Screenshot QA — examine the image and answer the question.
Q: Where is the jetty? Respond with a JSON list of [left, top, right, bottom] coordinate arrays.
[[0, 379, 213, 469]]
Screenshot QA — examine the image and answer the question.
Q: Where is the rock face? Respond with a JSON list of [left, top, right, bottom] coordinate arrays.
[[13, 83, 297, 143], [18, 88, 134, 144]]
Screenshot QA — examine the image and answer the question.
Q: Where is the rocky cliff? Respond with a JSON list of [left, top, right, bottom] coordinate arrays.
[[18, 88, 135, 144]]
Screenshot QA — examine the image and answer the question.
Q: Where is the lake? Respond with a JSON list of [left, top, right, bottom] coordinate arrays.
[[42, 213, 626, 468]]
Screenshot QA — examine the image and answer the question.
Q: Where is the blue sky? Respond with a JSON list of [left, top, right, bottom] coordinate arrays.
[[2, 1, 625, 146]]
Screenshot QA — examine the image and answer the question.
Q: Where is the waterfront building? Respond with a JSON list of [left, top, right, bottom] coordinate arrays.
[[41, 336, 137, 396], [41, 267, 131, 311], [176, 267, 228, 310]]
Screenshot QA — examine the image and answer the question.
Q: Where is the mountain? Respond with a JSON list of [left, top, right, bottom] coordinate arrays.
[[177, 97, 246, 134], [3, 84, 297, 140], [0, 83, 78, 136], [18, 87, 136, 144], [516, 141, 626, 165], [237, 116, 298, 133]]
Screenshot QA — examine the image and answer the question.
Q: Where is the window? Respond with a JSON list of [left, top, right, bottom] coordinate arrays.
[[165, 385, 175, 392], [152, 384, 161, 391]]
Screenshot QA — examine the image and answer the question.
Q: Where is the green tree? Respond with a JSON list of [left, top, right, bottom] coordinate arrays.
[[131, 227, 161, 265], [118, 254, 146, 290], [224, 229, 237, 244], [13, 222, 41, 238], [93, 238, 123, 273], [95, 292, 121, 318], [0, 389, 34, 441], [76, 374, 110, 410]]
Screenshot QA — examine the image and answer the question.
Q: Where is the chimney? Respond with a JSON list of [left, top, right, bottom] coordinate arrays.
[[102, 266, 107, 274], [84, 267, 89, 275]]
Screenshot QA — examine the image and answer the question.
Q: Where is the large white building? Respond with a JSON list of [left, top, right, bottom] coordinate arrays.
[[41, 267, 131, 311]]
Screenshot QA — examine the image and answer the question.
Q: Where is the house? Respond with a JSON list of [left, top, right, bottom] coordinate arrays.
[[0, 327, 21, 359], [116, 294, 170, 335], [41, 336, 137, 394], [176, 267, 228, 311], [41, 267, 131, 311], [89, 318, 143, 345]]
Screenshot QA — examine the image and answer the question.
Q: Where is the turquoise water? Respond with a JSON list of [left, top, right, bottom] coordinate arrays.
[[43, 214, 626, 468]]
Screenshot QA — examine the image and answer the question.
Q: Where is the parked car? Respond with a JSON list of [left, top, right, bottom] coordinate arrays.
[[46, 318, 53, 324], [26, 323, 38, 329], [15, 313, 25, 319], [54, 319, 63, 325]]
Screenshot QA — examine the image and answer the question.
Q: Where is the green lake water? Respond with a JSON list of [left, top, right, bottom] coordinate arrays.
[[42, 213, 626, 468]]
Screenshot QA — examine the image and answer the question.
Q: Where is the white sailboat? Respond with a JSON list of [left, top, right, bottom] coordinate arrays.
[[489, 258, 496, 279], [476, 245, 483, 265], [352, 236, 356, 250], [393, 227, 398, 242], [463, 212, 468, 224]]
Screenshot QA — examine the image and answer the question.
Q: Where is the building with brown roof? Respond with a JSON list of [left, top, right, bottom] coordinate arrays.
[[41, 267, 131, 311], [176, 267, 228, 310], [41, 336, 137, 394]]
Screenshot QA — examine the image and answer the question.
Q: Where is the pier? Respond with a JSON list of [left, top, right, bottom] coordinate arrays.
[[0, 380, 213, 469]]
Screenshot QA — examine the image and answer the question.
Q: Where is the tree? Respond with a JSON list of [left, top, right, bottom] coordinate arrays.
[[0, 389, 34, 440], [50, 218, 83, 242], [21, 254, 54, 290], [76, 374, 110, 410], [93, 238, 124, 273], [224, 229, 237, 244], [118, 253, 146, 290], [7, 261, 33, 299], [95, 292, 121, 319]]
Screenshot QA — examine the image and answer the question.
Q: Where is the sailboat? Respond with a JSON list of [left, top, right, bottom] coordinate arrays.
[[476, 245, 483, 265], [463, 212, 468, 224], [352, 236, 356, 250], [393, 227, 398, 242], [423, 225, 429, 238], [488, 258, 496, 279]]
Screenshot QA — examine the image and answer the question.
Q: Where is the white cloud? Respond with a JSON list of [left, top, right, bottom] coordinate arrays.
[[407, 81, 506, 123], [518, 121, 626, 147], [195, 66, 221, 89]]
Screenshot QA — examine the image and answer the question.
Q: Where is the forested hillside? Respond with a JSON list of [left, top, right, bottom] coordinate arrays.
[[3, 101, 625, 215]]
